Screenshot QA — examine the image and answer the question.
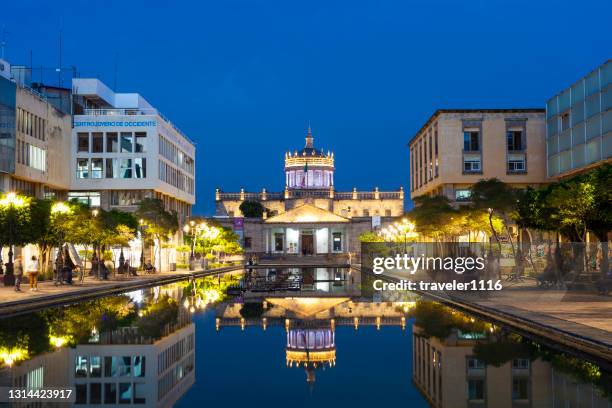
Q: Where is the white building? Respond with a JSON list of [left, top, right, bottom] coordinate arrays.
[[70, 78, 195, 224]]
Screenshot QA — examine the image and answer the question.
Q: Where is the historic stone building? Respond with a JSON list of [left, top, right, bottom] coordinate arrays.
[[215, 127, 404, 257]]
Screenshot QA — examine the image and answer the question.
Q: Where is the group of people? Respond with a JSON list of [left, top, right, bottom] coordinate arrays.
[[13, 255, 40, 292]]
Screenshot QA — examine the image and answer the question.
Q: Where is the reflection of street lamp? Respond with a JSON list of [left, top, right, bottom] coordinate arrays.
[[0, 192, 28, 285]]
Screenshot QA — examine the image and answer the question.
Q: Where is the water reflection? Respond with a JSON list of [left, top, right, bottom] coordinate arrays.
[[0, 270, 608, 407]]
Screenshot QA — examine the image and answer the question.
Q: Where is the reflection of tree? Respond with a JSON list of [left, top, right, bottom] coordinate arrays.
[[472, 334, 535, 367], [182, 274, 239, 306], [0, 313, 50, 366], [239, 302, 264, 319], [409, 301, 487, 340], [135, 296, 178, 339]]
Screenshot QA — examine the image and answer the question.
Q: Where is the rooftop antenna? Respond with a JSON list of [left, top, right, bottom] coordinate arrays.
[[0, 25, 8, 60]]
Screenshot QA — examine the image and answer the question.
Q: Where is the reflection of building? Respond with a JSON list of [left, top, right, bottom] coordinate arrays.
[[409, 109, 547, 205], [69, 323, 195, 407], [412, 325, 609, 408], [215, 127, 404, 256], [70, 78, 195, 224], [546, 60, 611, 179], [286, 323, 336, 385]]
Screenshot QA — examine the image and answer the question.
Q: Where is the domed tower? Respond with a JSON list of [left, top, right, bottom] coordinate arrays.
[[286, 323, 336, 386], [285, 125, 334, 190]]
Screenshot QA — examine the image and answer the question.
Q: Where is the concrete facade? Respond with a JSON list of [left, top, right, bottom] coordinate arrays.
[[409, 109, 547, 204]]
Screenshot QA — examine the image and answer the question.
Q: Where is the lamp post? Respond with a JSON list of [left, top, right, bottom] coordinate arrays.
[[51, 201, 72, 283], [0, 192, 28, 286], [139, 219, 145, 270], [184, 220, 197, 271]]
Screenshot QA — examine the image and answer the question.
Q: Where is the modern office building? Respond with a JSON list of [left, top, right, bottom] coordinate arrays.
[[0, 58, 72, 199], [409, 109, 547, 204], [546, 59, 612, 179], [70, 78, 195, 224], [215, 127, 404, 257]]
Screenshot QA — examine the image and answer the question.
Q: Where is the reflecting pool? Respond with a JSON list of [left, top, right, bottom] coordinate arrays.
[[0, 269, 609, 407]]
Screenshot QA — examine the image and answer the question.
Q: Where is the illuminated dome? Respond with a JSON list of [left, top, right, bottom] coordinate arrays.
[[285, 125, 334, 189], [286, 325, 336, 384]]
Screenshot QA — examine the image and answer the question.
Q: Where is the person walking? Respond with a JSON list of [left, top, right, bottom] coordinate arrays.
[[14, 256, 23, 292], [27, 255, 39, 291]]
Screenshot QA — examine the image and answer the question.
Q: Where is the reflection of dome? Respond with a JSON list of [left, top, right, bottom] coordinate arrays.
[[286, 324, 336, 386], [285, 126, 334, 190]]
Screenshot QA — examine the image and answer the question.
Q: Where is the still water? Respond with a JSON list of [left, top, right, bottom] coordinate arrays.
[[0, 268, 609, 407]]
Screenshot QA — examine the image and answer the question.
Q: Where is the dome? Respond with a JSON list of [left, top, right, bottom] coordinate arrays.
[[285, 125, 335, 190]]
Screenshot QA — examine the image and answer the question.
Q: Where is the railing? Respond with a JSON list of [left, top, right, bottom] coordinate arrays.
[[218, 189, 403, 201]]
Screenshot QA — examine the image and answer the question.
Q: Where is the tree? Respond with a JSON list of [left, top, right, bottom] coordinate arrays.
[[585, 165, 612, 277], [0, 193, 32, 282], [239, 200, 266, 218], [136, 198, 179, 267], [409, 195, 458, 241]]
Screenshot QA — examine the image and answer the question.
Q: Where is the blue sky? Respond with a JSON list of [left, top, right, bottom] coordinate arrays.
[[3, 0, 611, 214]]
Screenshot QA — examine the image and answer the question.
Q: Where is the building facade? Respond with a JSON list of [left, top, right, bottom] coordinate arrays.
[[409, 109, 547, 204], [546, 59, 612, 179], [0, 58, 72, 199], [215, 127, 404, 257], [70, 78, 195, 224]]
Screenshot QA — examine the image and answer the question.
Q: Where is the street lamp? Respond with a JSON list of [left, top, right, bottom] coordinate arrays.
[[0, 192, 28, 285], [139, 219, 145, 270]]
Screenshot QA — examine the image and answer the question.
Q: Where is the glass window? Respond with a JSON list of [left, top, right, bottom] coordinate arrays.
[[92, 132, 103, 153], [585, 71, 599, 96], [455, 190, 471, 201], [274, 233, 284, 252], [468, 379, 485, 401], [512, 378, 529, 400], [77, 133, 89, 152], [571, 82, 584, 104], [586, 114, 601, 140], [91, 158, 103, 179], [332, 232, 342, 252], [135, 132, 146, 153], [120, 132, 133, 153], [106, 132, 118, 152], [89, 383, 101, 404], [119, 356, 131, 376], [133, 356, 146, 377], [585, 94, 600, 118], [75, 384, 87, 404], [560, 112, 571, 131], [120, 159, 132, 178], [75, 356, 88, 378], [134, 383, 146, 404], [104, 356, 118, 377], [104, 383, 117, 404], [512, 359, 530, 369], [507, 130, 523, 151], [119, 383, 132, 404], [572, 102, 584, 124], [586, 138, 601, 164], [467, 358, 485, 369], [134, 158, 146, 179], [90, 356, 102, 377], [463, 158, 481, 172], [77, 158, 89, 179], [508, 159, 526, 173], [463, 131, 479, 151], [106, 158, 117, 178]]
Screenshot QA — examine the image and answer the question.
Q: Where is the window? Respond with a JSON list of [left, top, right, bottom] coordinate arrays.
[[134, 383, 146, 404], [120, 132, 133, 153], [68, 191, 101, 207], [135, 132, 146, 153], [106, 132, 118, 152], [77, 159, 89, 179], [75, 356, 88, 377], [463, 131, 480, 151], [104, 383, 117, 404], [106, 158, 117, 178], [75, 384, 87, 404], [244, 237, 252, 249], [332, 232, 342, 252], [110, 190, 145, 206], [89, 383, 101, 404], [92, 132, 104, 153], [363, 209, 370, 216], [120, 159, 132, 178], [455, 189, 471, 201], [512, 378, 529, 400], [119, 383, 132, 404], [119, 356, 131, 376], [507, 130, 523, 151], [463, 158, 481, 173], [468, 379, 485, 401], [467, 358, 485, 369], [91, 158, 103, 178], [134, 158, 146, 179], [133, 356, 146, 377], [104, 356, 118, 377], [385, 209, 392, 216], [560, 112, 570, 131], [77, 132, 89, 152], [508, 158, 526, 173], [512, 359, 530, 369], [274, 233, 284, 252], [90, 356, 102, 377]]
